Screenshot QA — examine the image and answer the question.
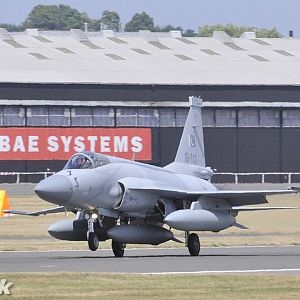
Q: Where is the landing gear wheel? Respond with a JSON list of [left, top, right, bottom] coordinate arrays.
[[112, 240, 125, 257], [88, 232, 99, 251], [187, 233, 200, 256]]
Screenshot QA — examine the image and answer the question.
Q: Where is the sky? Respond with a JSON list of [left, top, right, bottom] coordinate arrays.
[[0, 0, 299, 36]]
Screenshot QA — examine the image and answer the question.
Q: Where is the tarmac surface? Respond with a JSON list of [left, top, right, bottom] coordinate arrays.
[[0, 183, 36, 196], [1, 246, 300, 274]]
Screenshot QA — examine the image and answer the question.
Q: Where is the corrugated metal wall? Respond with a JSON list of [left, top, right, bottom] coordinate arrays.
[[1, 82, 300, 102], [1, 83, 300, 183]]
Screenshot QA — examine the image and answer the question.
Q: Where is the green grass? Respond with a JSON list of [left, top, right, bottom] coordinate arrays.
[[0, 273, 300, 300]]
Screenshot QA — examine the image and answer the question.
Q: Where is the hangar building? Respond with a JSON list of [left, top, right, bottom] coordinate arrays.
[[1, 28, 300, 183]]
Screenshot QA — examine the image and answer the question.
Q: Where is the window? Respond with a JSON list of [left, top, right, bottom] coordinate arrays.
[[282, 110, 300, 127], [175, 54, 194, 61], [259, 109, 280, 127], [27, 107, 48, 126], [131, 48, 151, 55], [71, 107, 92, 126], [49, 107, 70, 126], [149, 41, 170, 50], [105, 54, 125, 60], [159, 108, 175, 127], [175, 108, 188, 127], [93, 108, 114, 126], [202, 109, 215, 127], [116, 108, 137, 126], [56, 47, 75, 54], [238, 109, 259, 127], [216, 109, 236, 127], [64, 153, 93, 170], [29, 53, 50, 60], [0, 107, 3, 126], [3, 107, 25, 126], [137, 108, 158, 127]]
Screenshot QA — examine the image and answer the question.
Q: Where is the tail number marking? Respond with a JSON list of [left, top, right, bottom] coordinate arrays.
[[184, 152, 197, 164]]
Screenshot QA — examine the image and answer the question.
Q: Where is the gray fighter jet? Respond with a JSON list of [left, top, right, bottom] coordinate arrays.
[[7, 96, 296, 256]]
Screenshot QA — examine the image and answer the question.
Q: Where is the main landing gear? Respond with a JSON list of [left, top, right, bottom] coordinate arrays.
[[112, 240, 126, 257], [186, 232, 200, 256], [85, 212, 126, 257]]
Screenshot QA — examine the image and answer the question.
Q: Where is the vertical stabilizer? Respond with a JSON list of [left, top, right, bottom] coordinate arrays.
[[164, 96, 213, 179]]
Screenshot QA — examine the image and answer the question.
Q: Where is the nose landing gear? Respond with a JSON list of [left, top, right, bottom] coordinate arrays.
[[84, 212, 128, 256], [86, 215, 99, 251], [88, 232, 99, 251]]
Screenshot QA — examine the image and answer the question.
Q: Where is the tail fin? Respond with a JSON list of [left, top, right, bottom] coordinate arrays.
[[164, 96, 213, 179]]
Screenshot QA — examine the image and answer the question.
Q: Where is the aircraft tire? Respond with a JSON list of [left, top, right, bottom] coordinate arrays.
[[112, 240, 125, 257], [88, 232, 99, 251], [187, 233, 200, 256]]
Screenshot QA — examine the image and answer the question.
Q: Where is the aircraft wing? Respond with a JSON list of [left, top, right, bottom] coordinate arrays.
[[231, 206, 298, 212], [4, 206, 66, 216], [190, 190, 295, 206], [119, 177, 295, 206]]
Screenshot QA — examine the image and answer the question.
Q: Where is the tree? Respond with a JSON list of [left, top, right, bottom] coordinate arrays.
[[0, 23, 24, 32], [151, 24, 197, 37], [100, 10, 120, 31], [154, 24, 183, 32], [198, 23, 282, 38], [198, 24, 242, 37], [182, 29, 197, 37], [125, 12, 154, 32], [23, 4, 90, 31], [256, 27, 283, 38]]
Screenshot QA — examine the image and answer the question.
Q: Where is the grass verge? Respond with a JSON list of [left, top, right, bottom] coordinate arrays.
[[0, 273, 300, 300]]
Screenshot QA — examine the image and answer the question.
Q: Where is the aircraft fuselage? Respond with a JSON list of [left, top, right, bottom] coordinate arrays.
[[38, 161, 217, 212]]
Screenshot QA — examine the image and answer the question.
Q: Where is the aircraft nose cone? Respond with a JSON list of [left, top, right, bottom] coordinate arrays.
[[34, 175, 73, 205]]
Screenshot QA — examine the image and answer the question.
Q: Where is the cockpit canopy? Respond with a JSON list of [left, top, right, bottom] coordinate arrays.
[[64, 152, 110, 170]]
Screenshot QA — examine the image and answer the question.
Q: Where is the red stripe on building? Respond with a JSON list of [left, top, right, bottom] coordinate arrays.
[[0, 128, 152, 160]]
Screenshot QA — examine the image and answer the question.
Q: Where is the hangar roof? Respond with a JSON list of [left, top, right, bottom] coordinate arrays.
[[1, 28, 300, 86]]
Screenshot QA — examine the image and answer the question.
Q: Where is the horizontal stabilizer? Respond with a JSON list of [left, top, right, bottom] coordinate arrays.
[[234, 223, 249, 230], [171, 236, 184, 243], [4, 206, 66, 216]]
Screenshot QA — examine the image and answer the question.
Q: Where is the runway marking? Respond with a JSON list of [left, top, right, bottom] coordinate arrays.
[[144, 269, 300, 275]]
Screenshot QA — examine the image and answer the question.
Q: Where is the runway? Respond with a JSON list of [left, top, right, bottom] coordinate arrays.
[[1, 246, 300, 274]]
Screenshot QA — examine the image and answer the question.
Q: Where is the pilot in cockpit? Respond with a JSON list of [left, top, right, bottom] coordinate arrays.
[[70, 155, 92, 169]]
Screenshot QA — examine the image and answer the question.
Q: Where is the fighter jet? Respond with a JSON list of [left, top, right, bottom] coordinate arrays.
[[7, 96, 296, 257]]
